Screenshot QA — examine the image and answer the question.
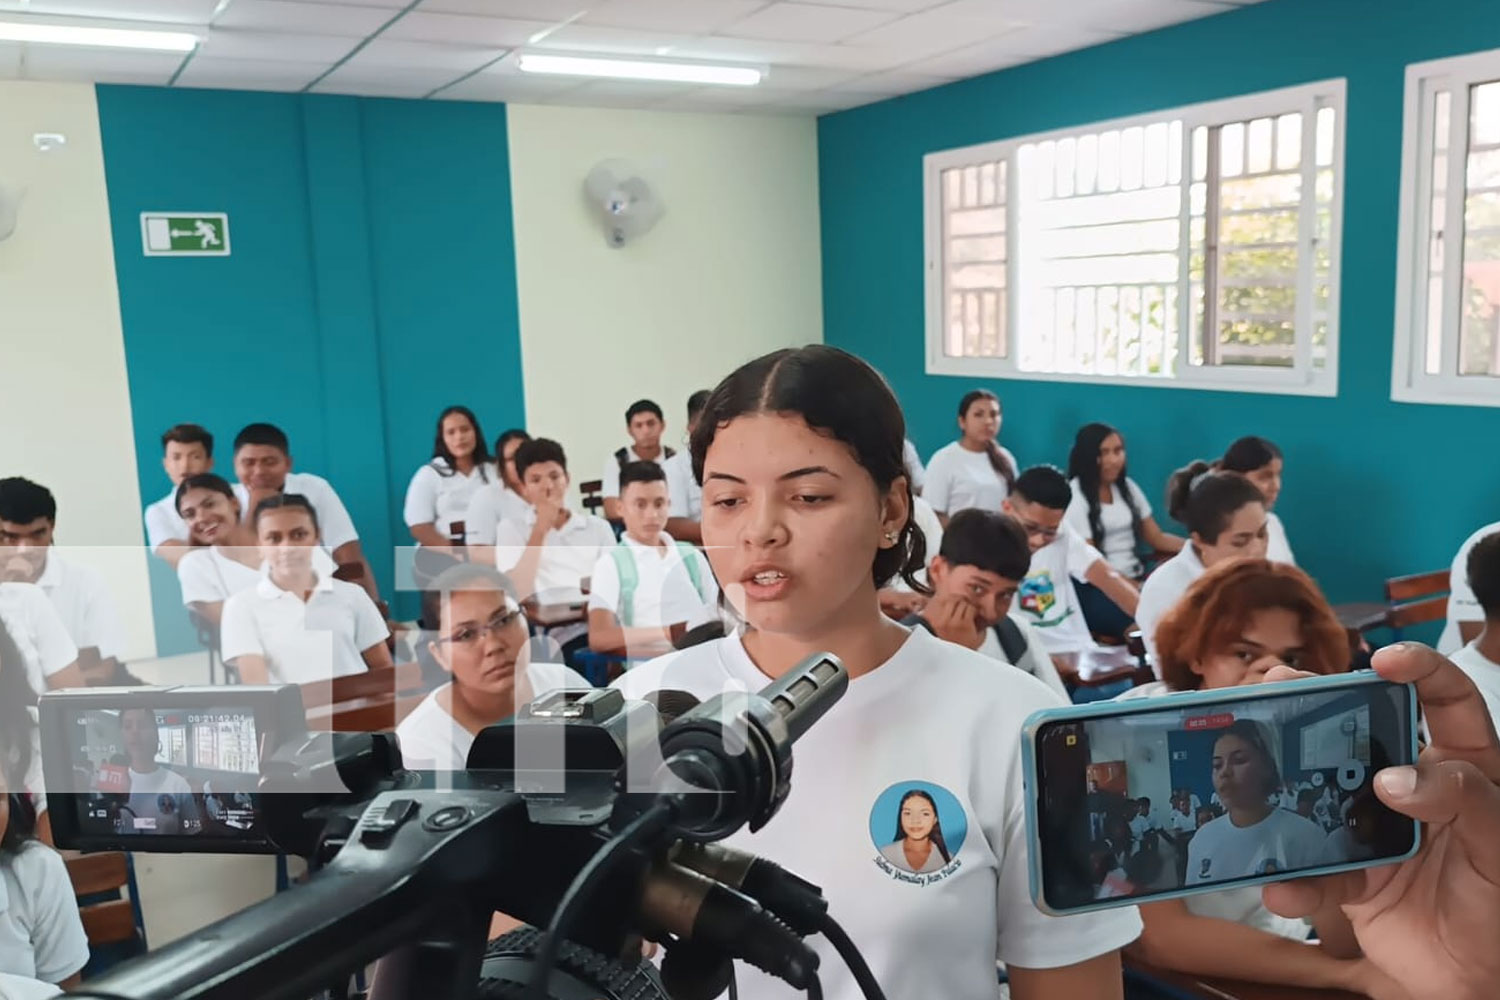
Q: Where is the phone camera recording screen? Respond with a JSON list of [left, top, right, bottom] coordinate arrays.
[[68, 706, 264, 840], [1035, 682, 1416, 911]]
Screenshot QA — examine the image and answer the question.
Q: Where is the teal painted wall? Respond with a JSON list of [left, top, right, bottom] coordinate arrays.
[[818, 0, 1500, 610], [97, 86, 525, 654]]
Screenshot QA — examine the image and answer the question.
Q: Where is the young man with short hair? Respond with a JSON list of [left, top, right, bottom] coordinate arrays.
[[0, 477, 128, 686], [663, 390, 710, 545], [1449, 531, 1500, 726], [1003, 465, 1139, 659], [588, 462, 717, 660], [901, 508, 1067, 700], [601, 399, 672, 522], [144, 423, 214, 568], [230, 423, 378, 603]]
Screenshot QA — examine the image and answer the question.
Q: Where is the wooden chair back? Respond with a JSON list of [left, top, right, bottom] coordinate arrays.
[[65, 852, 145, 950], [579, 479, 605, 517], [1384, 569, 1450, 630], [298, 662, 425, 711]]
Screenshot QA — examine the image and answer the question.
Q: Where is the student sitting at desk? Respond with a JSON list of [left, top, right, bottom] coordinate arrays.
[[601, 399, 674, 523], [0, 582, 82, 695], [143, 423, 214, 569], [662, 391, 710, 546], [230, 423, 379, 604], [175, 474, 273, 626], [396, 564, 589, 771], [0, 478, 130, 685], [404, 406, 497, 552], [587, 462, 718, 661], [463, 429, 532, 564], [220, 495, 392, 686]]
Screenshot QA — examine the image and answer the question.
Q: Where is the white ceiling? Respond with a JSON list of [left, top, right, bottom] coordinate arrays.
[[0, 0, 1263, 115]]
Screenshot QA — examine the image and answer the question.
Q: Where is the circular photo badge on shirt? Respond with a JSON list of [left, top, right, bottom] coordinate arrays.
[[868, 781, 968, 885]]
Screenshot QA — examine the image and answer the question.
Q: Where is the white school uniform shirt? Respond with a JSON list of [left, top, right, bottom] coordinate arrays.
[[395, 663, 593, 771], [463, 484, 531, 546], [176, 547, 264, 608], [232, 472, 359, 552], [902, 439, 926, 493], [494, 508, 617, 603], [973, 613, 1070, 702], [403, 459, 498, 542], [587, 532, 719, 630], [662, 450, 702, 522], [888, 496, 943, 593], [1064, 477, 1152, 579], [1448, 641, 1500, 728], [143, 489, 189, 551], [922, 441, 1018, 516], [600, 446, 673, 501], [0, 972, 64, 1000], [0, 584, 78, 696], [33, 553, 126, 660], [1183, 809, 1323, 941], [1015, 524, 1099, 654], [0, 845, 89, 985], [1266, 511, 1295, 566], [125, 765, 197, 834], [1135, 545, 1205, 672], [613, 628, 1142, 1000], [219, 573, 388, 685], [1440, 520, 1500, 653]]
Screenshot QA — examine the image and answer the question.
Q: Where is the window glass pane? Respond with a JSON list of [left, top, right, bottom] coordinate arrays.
[[943, 161, 1008, 359]]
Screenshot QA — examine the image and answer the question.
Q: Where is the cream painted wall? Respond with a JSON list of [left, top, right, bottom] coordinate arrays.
[[0, 82, 155, 660], [506, 105, 823, 490]]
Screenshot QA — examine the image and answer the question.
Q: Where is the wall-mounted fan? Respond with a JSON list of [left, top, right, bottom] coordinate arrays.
[[583, 159, 663, 249]]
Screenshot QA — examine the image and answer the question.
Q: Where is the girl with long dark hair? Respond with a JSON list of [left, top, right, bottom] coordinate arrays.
[[879, 789, 952, 874], [1218, 436, 1293, 565], [923, 389, 1019, 527], [403, 406, 496, 551]]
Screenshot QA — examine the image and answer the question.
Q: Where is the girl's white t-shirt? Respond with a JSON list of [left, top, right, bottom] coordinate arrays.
[[404, 459, 498, 542], [1135, 545, 1206, 671], [0, 845, 88, 984], [1064, 477, 1153, 578], [1266, 512, 1295, 566], [923, 442, 1019, 516], [614, 627, 1142, 1000]]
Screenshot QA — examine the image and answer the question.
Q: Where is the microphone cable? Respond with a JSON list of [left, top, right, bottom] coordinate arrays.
[[818, 913, 889, 1000]]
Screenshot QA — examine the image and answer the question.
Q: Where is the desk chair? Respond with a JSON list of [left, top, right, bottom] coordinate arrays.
[[66, 851, 147, 978], [578, 480, 605, 518], [1333, 568, 1449, 642]]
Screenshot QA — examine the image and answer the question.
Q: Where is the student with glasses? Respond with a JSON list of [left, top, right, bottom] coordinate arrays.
[[395, 564, 590, 771]]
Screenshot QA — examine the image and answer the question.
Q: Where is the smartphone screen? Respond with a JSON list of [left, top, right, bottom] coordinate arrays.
[[1031, 677, 1418, 913]]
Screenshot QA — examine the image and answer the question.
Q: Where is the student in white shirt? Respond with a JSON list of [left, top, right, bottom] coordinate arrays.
[[143, 423, 214, 569], [404, 406, 498, 552], [663, 390, 710, 546], [1003, 466, 1139, 660], [587, 462, 717, 661], [0, 478, 129, 682], [923, 389, 1019, 526], [876, 494, 943, 619], [0, 584, 81, 696], [1119, 558, 1392, 995], [463, 429, 533, 563], [220, 494, 392, 686], [0, 781, 88, 987], [901, 508, 1068, 701], [600, 399, 674, 522], [613, 345, 1141, 1000], [1447, 531, 1500, 725], [395, 564, 590, 771], [902, 438, 926, 495], [230, 423, 379, 605], [1136, 468, 1269, 666], [1064, 424, 1184, 640], [1218, 436, 1294, 565], [1439, 519, 1500, 653], [174, 474, 265, 626], [117, 707, 198, 835], [0, 624, 45, 820]]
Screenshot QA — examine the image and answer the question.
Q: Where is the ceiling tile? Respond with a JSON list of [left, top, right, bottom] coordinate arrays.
[[764, 88, 880, 112], [382, 12, 550, 46], [343, 38, 507, 71], [843, 7, 1024, 60], [197, 28, 354, 62], [21, 44, 182, 83], [660, 36, 820, 63], [0, 0, 220, 23], [295, 0, 405, 6], [580, 0, 764, 35], [531, 23, 696, 55], [214, 1, 397, 37], [787, 41, 915, 71], [1081, 0, 1235, 34], [984, 22, 1126, 59], [723, 3, 899, 44], [825, 67, 952, 95], [760, 64, 861, 90], [432, 67, 585, 102], [175, 55, 326, 90], [309, 63, 459, 97], [422, 0, 587, 18], [810, 0, 949, 10], [902, 37, 1033, 77]]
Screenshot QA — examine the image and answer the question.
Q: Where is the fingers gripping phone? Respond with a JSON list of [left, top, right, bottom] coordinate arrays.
[[1022, 673, 1421, 915]]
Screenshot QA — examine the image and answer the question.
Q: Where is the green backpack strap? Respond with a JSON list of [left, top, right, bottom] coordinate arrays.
[[676, 542, 704, 599], [610, 545, 639, 627]]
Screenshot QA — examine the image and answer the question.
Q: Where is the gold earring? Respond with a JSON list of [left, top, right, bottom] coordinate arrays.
[[883, 530, 898, 543]]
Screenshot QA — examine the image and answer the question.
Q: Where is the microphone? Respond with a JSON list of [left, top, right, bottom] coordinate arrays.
[[97, 754, 131, 794]]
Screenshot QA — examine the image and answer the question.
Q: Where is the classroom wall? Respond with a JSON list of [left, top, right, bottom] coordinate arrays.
[[0, 82, 156, 660], [95, 87, 526, 651], [506, 105, 824, 484], [818, 0, 1500, 608]]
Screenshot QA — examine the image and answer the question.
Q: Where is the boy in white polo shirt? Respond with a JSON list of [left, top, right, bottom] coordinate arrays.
[[220, 494, 392, 686], [142, 423, 214, 569], [1003, 466, 1139, 662], [600, 399, 674, 522], [0, 478, 130, 686], [587, 462, 717, 661], [230, 423, 380, 605]]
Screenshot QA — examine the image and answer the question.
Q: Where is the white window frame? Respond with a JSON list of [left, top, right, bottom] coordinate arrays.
[[1393, 47, 1500, 407], [923, 79, 1346, 397]]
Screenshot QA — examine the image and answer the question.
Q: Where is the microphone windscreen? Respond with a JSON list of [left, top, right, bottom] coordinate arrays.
[[644, 689, 702, 726], [97, 763, 130, 794]]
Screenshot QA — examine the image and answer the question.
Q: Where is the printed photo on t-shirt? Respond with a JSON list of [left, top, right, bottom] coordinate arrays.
[[867, 781, 968, 885]]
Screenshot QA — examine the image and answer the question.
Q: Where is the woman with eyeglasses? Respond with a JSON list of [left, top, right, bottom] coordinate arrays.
[[395, 564, 590, 771]]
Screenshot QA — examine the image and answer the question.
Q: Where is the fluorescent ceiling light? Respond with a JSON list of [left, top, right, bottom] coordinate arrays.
[[517, 53, 761, 87], [0, 19, 199, 52]]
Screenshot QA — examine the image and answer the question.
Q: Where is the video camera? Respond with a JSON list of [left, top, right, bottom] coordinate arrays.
[[38, 654, 862, 1000]]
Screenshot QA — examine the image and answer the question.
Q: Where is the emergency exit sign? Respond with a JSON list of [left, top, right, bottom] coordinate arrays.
[[140, 212, 231, 257]]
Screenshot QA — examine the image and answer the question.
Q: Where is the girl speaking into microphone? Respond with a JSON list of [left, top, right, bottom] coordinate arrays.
[[616, 345, 1140, 1000]]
